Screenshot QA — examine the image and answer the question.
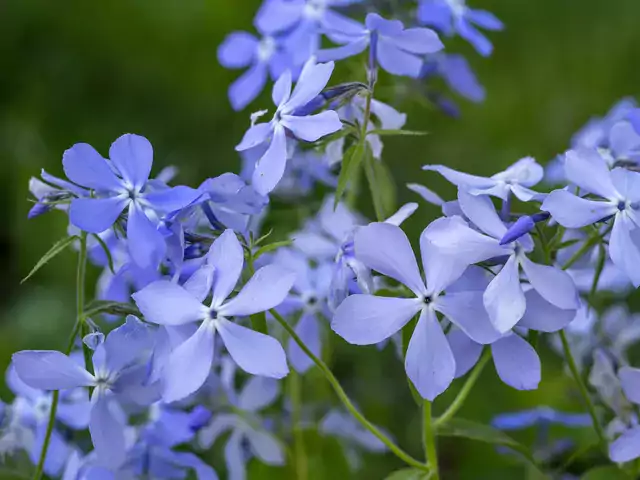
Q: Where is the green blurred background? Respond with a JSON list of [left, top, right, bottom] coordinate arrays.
[[1, 0, 639, 478]]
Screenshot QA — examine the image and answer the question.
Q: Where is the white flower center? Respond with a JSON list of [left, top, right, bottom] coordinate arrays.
[[446, 0, 467, 17], [257, 37, 276, 62], [304, 0, 326, 20]]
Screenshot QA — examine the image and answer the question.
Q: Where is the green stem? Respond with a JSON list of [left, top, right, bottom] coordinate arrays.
[[289, 371, 308, 480], [434, 349, 491, 428], [270, 309, 429, 471], [561, 224, 612, 271], [559, 330, 607, 452], [77, 232, 93, 376], [423, 401, 439, 479], [33, 235, 89, 480]]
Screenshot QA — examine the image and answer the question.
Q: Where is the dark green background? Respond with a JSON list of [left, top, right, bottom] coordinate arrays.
[[1, 0, 639, 478]]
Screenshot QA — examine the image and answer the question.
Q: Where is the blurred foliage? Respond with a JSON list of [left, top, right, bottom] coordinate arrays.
[[1, 0, 640, 478]]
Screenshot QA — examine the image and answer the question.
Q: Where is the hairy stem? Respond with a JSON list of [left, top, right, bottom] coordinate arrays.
[[423, 401, 439, 479], [270, 309, 429, 471], [434, 349, 491, 428], [559, 330, 607, 451]]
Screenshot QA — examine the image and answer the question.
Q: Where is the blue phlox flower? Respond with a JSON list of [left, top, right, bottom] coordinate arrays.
[[417, 0, 503, 56], [133, 229, 295, 403], [571, 98, 637, 150], [62, 134, 202, 270], [541, 150, 640, 286], [629, 108, 640, 135], [218, 28, 293, 111], [420, 53, 485, 103], [423, 156, 545, 202], [198, 358, 284, 480], [492, 407, 591, 431], [425, 189, 579, 334], [235, 58, 343, 195], [272, 248, 332, 373], [28, 169, 88, 219], [320, 409, 387, 470], [12, 316, 159, 468], [331, 221, 508, 400], [318, 13, 443, 78], [607, 364, 640, 462]]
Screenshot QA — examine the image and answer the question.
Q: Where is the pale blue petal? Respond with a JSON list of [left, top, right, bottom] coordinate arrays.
[[447, 329, 483, 378], [422, 164, 496, 189], [90, 393, 126, 467], [332, 294, 421, 345], [229, 62, 268, 111], [219, 264, 295, 317], [236, 123, 273, 151], [354, 222, 426, 296], [405, 309, 455, 400], [610, 426, 640, 463], [491, 334, 540, 390], [207, 229, 245, 307], [217, 318, 289, 378], [62, 143, 121, 191], [419, 229, 467, 295], [225, 431, 246, 480], [218, 32, 259, 69], [272, 69, 292, 106], [197, 413, 237, 449], [109, 134, 153, 190], [376, 40, 423, 78], [520, 256, 580, 310], [132, 280, 206, 326], [127, 203, 166, 269], [611, 167, 640, 203], [387, 27, 443, 55], [284, 59, 335, 112], [407, 183, 444, 206], [69, 197, 128, 233], [417, 3, 452, 32], [541, 190, 616, 228], [619, 366, 640, 404], [238, 377, 280, 412], [162, 321, 215, 402], [254, 0, 303, 34], [458, 188, 507, 239], [610, 121, 640, 160], [438, 54, 484, 102], [252, 124, 288, 195], [564, 148, 618, 199], [456, 18, 492, 56], [466, 9, 504, 30], [144, 186, 202, 213], [610, 214, 640, 287], [483, 255, 525, 333], [103, 315, 155, 373], [436, 291, 502, 344], [288, 312, 320, 373], [245, 427, 286, 464], [384, 202, 418, 226], [280, 111, 342, 142], [183, 265, 215, 303], [517, 289, 577, 332], [316, 37, 369, 62], [12, 350, 94, 390]]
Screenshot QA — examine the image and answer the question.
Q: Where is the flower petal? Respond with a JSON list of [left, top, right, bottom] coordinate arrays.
[[162, 321, 215, 402], [229, 62, 268, 111], [436, 291, 502, 344], [217, 319, 289, 378], [183, 265, 216, 303], [127, 203, 167, 270], [252, 124, 288, 195], [611, 167, 640, 203], [133, 280, 206, 326], [62, 143, 121, 191], [609, 426, 640, 463], [245, 427, 286, 464], [387, 27, 443, 55], [540, 190, 616, 228], [619, 366, 640, 404], [207, 229, 245, 307], [458, 188, 506, 239], [12, 350, 94, 390], [272, 69, 292, 106], [405, 309, 455, 400], [316, 38, 369, 63], [69, 197, 128, 233], [219, 264, 295, 317], [564, 148, 618, 199], [376, 40, 423, 78], [332, 294, 421, 345], [90, 394, 126, 467], [610, 214, 640, 287], [218, 31, 258, 69], [144, 186, 202, 213], [517, 289, 577, 332], [238, 377, 280, 412], [354, 222, 426, 296], [280, 111, 342, 142], [520, 256, 579, 310], [491, 334, 540, 390], [483, 255, 526, 333], [466, 9, 503, 30], [236, 123, 273, 151], [447, 329, 483, 378], [288, 312, 320, 373], [284, 59, 335, 112], [109, 134, 153, 190]]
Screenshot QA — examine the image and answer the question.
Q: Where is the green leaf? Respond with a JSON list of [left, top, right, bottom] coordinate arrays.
[[335, 142, 365, 207], [581, 466, 631, 480], [368, 129, 428, 136], [437, 419, 545, 475], [364, 149, 396, 221], [384, 468, 428, 480], [254, 239, 293, 259], [22, 235, 79, 283], [83, 300, 141, 319], [91, 233, 115, 274]]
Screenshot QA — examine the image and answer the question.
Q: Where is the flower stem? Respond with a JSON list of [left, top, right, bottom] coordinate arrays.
[[289, 370, 308, 480], [434, 349, 491, 428], [423, 401, 439, 479], [32, 234, 90, 480], [270, 309, 429, 471], [561, 224, 611, 271], [558, 330, 607, 452]]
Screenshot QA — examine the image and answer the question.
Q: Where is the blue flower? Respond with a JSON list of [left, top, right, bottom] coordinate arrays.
[[318, 13, 443, 78], [12, 316, 159, 468], [236, 58, 342, 195], [63, 134, 202, 269], [417, 0, 503, 57], [133, 229, 295, 402], [420, 53, 485, 103], [28, 169, 88, 219], [541, 150, 640, 286]]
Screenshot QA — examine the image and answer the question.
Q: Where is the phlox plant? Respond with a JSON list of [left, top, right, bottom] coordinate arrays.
[[6, 1, 640, 479]]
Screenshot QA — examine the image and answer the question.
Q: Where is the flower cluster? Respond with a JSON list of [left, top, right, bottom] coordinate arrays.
[[9, 1, 640, 479]]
